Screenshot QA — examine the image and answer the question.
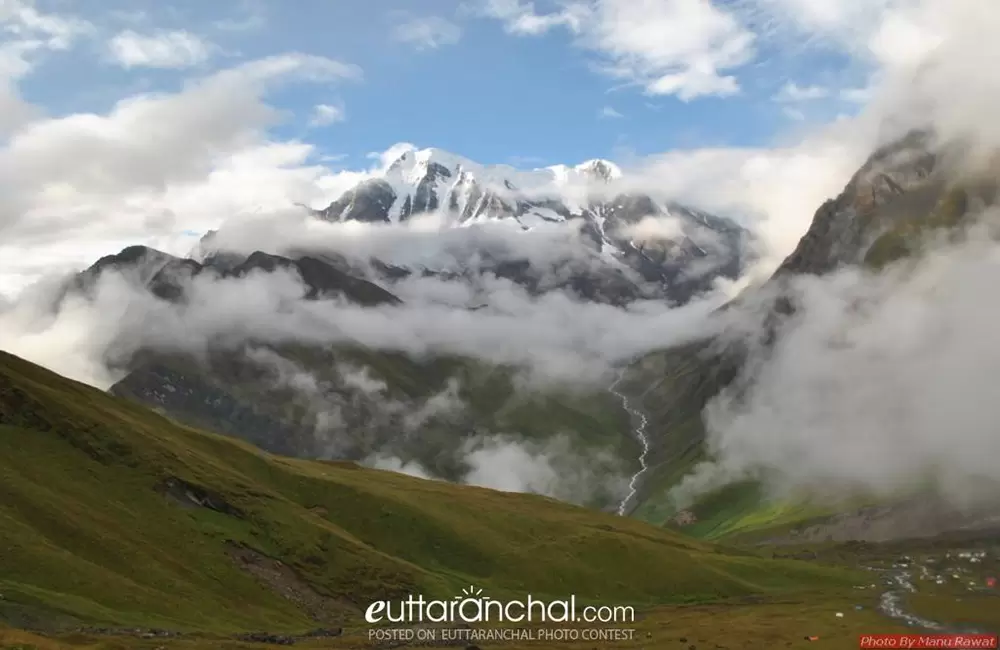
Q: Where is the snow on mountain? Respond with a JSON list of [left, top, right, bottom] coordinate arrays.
[[306, 146, 751, 304], [319, 146, 628, 229]]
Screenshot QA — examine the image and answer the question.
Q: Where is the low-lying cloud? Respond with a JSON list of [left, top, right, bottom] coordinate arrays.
[[0, 260, 723, 390], [461, 433, 627, 506], [670, 216, 1000, 510], [203, 207, 624, 278], [366, 432, 628, 508]]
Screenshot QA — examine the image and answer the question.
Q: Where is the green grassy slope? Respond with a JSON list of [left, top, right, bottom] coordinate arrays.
[[87, 245, 638, 508], [111, 342, 637, 509], [0, 350, 858, 635], [333, 345, 636, 455]]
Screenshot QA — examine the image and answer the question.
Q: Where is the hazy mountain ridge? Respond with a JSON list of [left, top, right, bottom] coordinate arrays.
[[624, 130, 1000, 540], [75, 245, 401, 308]]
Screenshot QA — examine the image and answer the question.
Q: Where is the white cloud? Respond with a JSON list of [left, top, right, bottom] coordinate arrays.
[[368, 433, 627, 506], [477, 0, 990, 111], [670, 222, 1000, 510], [782, 107, 805, 121], [0, 54, 360, 204], [369, 455, 437, 480], [108, 29, 214, 69], [853, 0, 1000, 168], [599, 105, 623, 119], [739, 0, 901, 56], [0, 82, 35, 136], [619, 214, 684, 242], [481, 0, 755, 100], [0, 250, 722, 389], [737, 0, 953, 82], [0, 0, 91, 56], [839, 87, 871, 104], [203, 207, 610, 277], [582, 0, 755, 100], [461, 433, 627, 504], [478, 0, 584, 35], [309, 103, 346, 127], [0, 53, 362, 298], [339, 364, 389, 396], [622, 120, 874, 278], [0, 0, 91, 136], [213, 0, 268, 33], [773, 81, 829, 102], [637, 0, 1000, 511], [391, 15, 462, 50]]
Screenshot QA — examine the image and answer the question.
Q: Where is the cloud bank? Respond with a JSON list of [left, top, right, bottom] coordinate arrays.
[[0, 259, 723, 390], [648, 0, 1000, 511], [670, 216, 1000, 509], [367, 432, 628, 507], [0, 51, 361, 299]]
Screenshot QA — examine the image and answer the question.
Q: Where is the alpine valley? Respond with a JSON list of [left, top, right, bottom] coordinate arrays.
[[24, 146, 753, 514], [8, 0, 1000, 645], [5, 133, 1000, 648]]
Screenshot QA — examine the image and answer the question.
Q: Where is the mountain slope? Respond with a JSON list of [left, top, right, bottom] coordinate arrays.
[[76, 245, 401, 307], [0, 350, 857, 634], [58, 246, 641, 509], [624, 131, 1000, 535]]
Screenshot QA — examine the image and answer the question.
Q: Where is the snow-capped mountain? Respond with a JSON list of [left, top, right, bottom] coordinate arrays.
[[321, 148, 624, 228], [316, 146, 750, 304]]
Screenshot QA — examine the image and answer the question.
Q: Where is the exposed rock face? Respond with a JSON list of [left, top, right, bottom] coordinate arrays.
[[320, 179, 397, 223], [309, 147, 749, 305], [775, 131, 940, 277]]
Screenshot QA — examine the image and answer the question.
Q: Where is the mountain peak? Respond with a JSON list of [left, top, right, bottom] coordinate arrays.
[[311, 145, 748, 303], [574, 159, 622, 182], [385, 146, 471, 180], [377, 146, 625, 196]]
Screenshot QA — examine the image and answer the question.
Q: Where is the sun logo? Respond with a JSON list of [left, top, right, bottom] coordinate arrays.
[[459, 585, 483, 598]]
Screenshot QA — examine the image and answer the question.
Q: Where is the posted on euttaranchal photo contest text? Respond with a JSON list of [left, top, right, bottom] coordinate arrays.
[[363, 590, 638, 644], [359, 588, 999, 647]]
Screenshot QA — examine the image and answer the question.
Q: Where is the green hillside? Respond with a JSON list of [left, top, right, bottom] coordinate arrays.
[[110, 342, 637, 510], [73, 245, 639, 509], [0, 350, 858, 638]]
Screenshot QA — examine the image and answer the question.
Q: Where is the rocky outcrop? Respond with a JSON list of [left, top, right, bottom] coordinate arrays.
[[320, 178, 397, 223], [775, 131, 939, 278]]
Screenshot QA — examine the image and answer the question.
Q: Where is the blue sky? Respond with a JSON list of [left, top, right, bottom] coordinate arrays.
[[15, 0, 874, 168], [0, 0, 954, 297]]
